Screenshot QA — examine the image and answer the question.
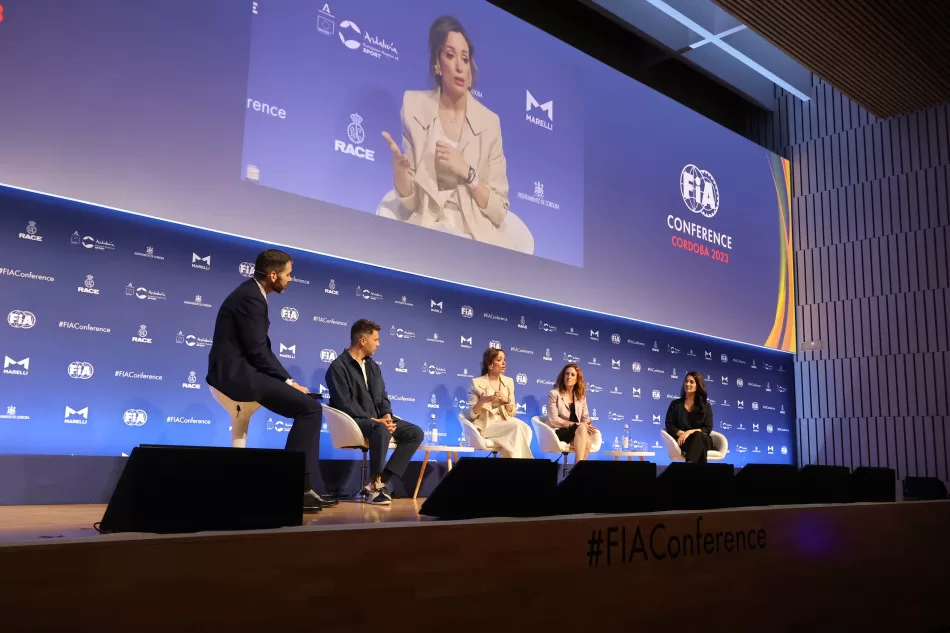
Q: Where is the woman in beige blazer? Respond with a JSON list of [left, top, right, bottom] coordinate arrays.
[[467, 348, 533, 459], [546, 363, 598, 461], [380, 16, 512, 247]]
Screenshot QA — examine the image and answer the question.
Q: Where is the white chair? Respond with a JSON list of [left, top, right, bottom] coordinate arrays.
[[531, 417, 603, 469], [457, 413, 499, 457], [376, 190, 535, 255], [209, 386, 261, 448], [660, 430, 728, 462], [323, 405, 397, 497]]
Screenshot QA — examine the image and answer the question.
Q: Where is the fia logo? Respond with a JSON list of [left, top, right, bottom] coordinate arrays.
[[334, 113, 375, 161], [460, 305, 474, 318], [721, 354, 728, 363], [736, 378, 744, 388], [766, 424, 774, 434], [123, 409, 147, 427], [489, 340, 502, 350], [320, 349, 337, 363], [680, 164, 719, 218], [516, 373, 527, 386], [238, 262, 255, 278], [751, 401, 759, 411], [67, 361, 94, 379], [281, 307, 299, 322], [325, 279, 339, 295], [611, 333, 621, 344], [652, 389, 661, 400], [7, 310, 35, 329], [631, 362, 641, 373]]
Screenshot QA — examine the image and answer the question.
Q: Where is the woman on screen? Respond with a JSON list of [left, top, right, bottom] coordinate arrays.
[[664, 371, 714, 463], [546, 363, 598, 462], [467, 348, 533, 458], [379, 16, 531, 253]]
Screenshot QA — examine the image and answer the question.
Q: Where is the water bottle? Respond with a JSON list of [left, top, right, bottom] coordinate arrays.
[[612, 436, 621, 452], [428, 413, 438, 446], [622, 424, 631, 451]]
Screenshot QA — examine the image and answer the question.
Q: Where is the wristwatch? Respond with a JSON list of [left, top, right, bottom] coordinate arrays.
[[466, 166, 480, 189]]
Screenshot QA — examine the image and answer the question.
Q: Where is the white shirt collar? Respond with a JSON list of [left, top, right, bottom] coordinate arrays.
[[254, 279, 267, 302]]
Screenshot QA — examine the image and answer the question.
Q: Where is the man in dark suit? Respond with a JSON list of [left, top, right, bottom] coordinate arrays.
[[207, 249, 335, 511], [326, 319, 424, 504]]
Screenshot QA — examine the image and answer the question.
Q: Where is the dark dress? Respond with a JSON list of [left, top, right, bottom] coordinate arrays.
[[664, 398, 714, 463]]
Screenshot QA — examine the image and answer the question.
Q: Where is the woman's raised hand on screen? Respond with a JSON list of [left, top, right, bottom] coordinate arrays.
[[381, 131, 413, 172], [381, 131, 414, 198]]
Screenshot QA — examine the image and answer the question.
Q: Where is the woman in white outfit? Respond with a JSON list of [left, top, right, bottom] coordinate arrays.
[[467, 348, 534, 459]]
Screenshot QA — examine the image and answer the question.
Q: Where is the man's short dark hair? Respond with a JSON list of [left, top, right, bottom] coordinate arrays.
[[254, 249, 292, 277], [350, 319, 381, 345]]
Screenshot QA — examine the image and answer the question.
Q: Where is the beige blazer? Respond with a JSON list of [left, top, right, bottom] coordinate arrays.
[[391, 89, 510, 242], [546, 390, 592, 429], [467, 374, 516, 428]]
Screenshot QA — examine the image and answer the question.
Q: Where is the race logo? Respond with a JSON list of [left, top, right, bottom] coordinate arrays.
[[334, 113, 375, 161]]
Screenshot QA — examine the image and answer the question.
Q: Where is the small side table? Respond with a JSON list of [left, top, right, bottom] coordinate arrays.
[[413, 445, 476, 499], [603, 451, 656, 462]]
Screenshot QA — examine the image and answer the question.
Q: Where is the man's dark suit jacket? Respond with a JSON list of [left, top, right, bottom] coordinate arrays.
[[206, 278, 290, 402], [325, 351, 392, 420]]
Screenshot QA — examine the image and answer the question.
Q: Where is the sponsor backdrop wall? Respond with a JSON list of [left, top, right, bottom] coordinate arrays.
[[1, 187, 795, 465], [0, 0, 794, 351]]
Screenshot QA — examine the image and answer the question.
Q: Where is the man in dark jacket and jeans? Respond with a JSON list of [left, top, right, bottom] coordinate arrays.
[[326, 319, 424, 504]]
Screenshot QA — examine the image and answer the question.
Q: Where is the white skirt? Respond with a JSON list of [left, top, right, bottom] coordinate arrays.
[[480, 417, 534, 459]]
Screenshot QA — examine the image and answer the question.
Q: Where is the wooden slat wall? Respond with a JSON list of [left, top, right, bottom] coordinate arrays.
[[714, 0, 950, 118], [745, 77, 950, 482]]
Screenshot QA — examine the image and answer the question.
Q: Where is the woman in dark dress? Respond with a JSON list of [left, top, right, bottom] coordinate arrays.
[[664, 371, 713, 463]]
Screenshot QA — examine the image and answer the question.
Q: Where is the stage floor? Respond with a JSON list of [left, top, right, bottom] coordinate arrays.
[[0, 499, 431, 544]]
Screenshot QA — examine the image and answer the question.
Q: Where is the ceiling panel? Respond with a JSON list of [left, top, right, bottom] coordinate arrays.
[[712, 0, 950, 117]]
